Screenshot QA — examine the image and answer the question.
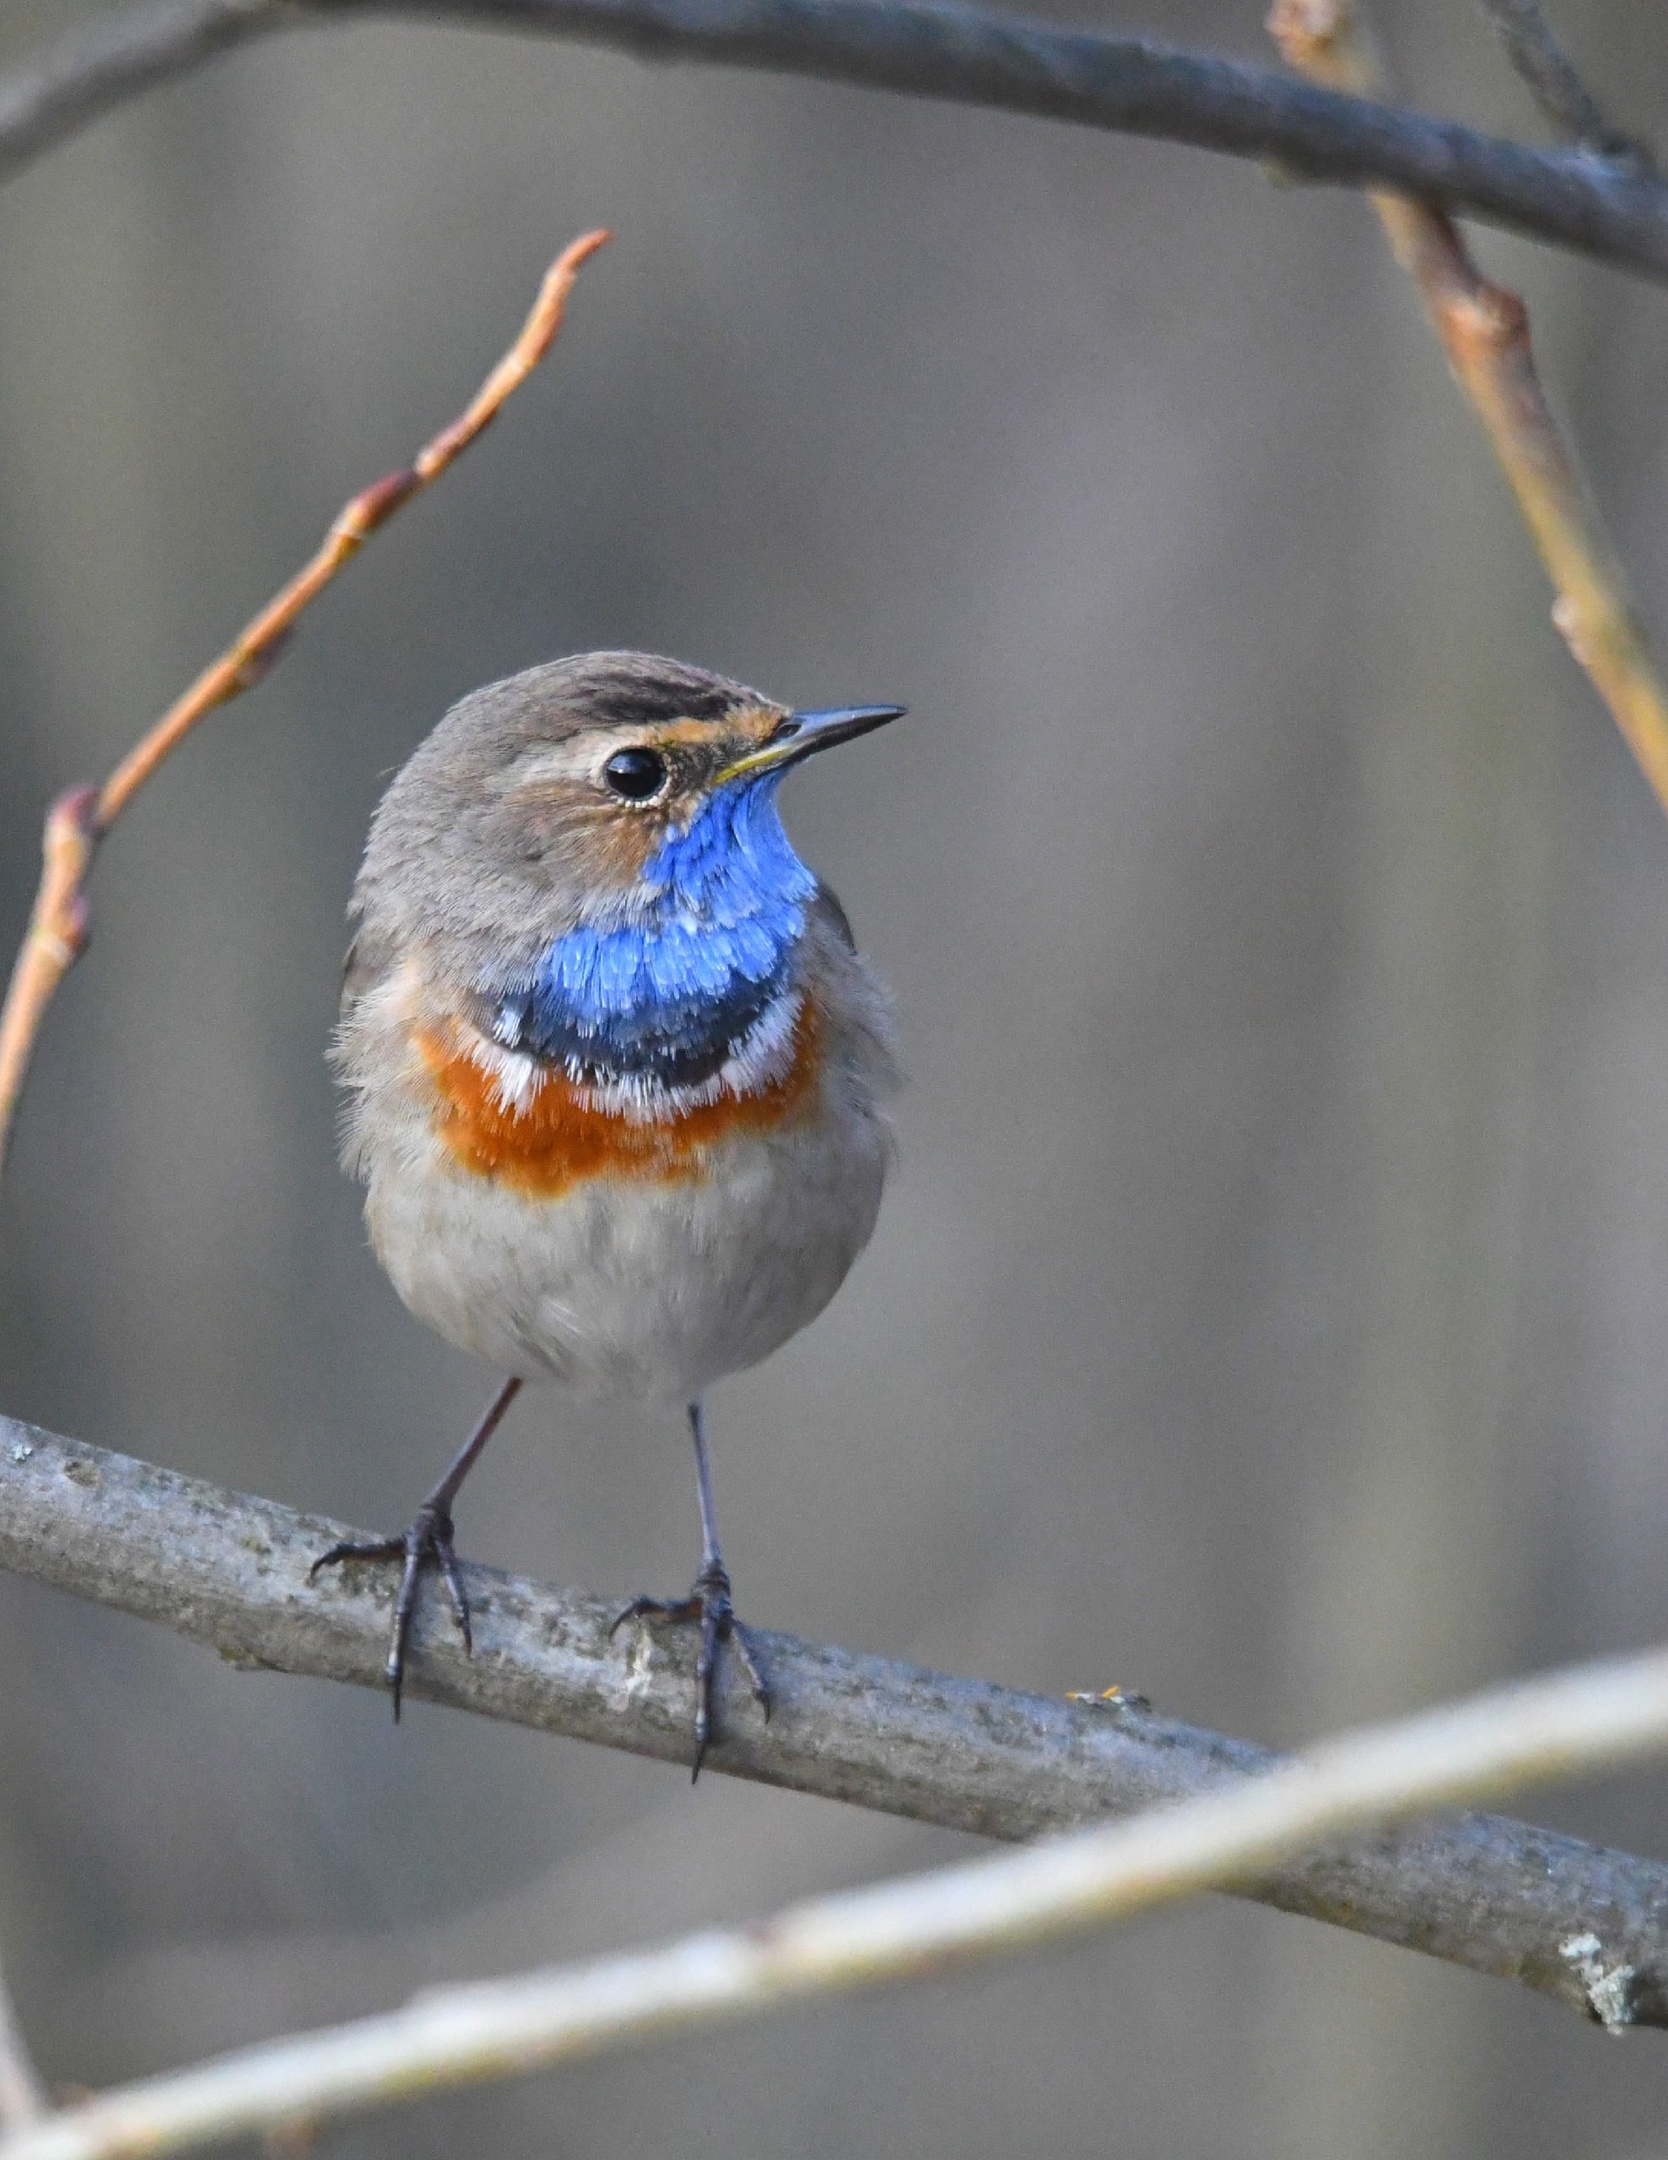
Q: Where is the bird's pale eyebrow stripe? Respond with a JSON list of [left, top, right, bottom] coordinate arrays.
[[499, 734, 620, 788], [503, 707, 784, 789]]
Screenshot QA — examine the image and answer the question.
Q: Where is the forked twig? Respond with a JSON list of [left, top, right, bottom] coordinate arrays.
[[6, 1634, 1668, 2158], [1268, 0, 1668, 818], [0, 225, 611, 1179]]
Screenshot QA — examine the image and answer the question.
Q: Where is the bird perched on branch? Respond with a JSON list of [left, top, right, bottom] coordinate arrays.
[[316, 652, 903, 1771]]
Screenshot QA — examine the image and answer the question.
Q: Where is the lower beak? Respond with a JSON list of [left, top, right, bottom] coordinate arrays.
[[716, 704, 905, 785]]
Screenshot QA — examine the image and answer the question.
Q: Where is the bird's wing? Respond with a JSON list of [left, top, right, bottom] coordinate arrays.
[[811, 880, 858, 954], [339, 922, 397, 1022]]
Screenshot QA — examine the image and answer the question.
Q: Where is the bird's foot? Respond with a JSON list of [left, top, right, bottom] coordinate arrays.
[[610, 1560, 770, 1778], [310, 1499, 471, 1720]]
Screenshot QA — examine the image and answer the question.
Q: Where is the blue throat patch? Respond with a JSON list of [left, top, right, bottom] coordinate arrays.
[[491, 778, 816, 1092]]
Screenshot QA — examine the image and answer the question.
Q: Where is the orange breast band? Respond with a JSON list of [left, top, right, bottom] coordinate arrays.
[[418, 1000, 823, 1199]]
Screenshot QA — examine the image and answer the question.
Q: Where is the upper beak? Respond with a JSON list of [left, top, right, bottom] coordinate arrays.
[[715, 704, 905, 786]]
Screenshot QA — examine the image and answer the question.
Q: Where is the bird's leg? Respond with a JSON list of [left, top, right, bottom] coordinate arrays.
[[610, 1399, 770, 1778], [310, 1374, 522, 1719]]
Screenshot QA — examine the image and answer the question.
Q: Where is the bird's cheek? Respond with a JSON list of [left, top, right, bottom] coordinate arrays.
[[587, 809, 679, 894], [495, 788, 672, 893], [494, 791, 587, 874]]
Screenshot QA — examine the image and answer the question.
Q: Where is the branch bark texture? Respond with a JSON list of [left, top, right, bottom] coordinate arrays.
[[4, 0, 1668, 281], [12, 1645, 1668, 2158], [2, 1413, 1665, 2031]]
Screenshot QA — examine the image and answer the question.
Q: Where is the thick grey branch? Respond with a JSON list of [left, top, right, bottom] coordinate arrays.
[[1, 1413, 1665, 2029], [0, 1, 291, 176], [6, 3, 1668, 283]]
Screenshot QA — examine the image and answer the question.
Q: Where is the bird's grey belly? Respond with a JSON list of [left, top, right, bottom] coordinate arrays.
[[364, 1112, 887, 1402]]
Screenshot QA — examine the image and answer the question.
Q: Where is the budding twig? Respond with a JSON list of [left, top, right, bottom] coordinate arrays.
[[1268, 0, 1668, 818], [0, 225, 611, 1180]]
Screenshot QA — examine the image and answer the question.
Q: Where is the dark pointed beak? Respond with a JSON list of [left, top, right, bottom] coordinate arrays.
[[715, 703, 905, 785]]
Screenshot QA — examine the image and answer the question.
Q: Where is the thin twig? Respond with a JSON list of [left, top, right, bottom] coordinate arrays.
[[1268, 0, 1668, 819], [3, 6, 1668, 282], [0, 226, 609, 1179], [4, 1414, 1668, 2028], [5, 1636, 1668, 2159], [1476, 0, 1643, 162], [0, 1958, 46, 2132]]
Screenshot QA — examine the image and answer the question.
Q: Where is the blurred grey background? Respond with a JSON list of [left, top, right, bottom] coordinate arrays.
[[3, 0, 1668, 2151]]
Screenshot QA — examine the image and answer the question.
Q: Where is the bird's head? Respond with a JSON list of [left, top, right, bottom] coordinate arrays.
[[357, 652, 902, 1087]]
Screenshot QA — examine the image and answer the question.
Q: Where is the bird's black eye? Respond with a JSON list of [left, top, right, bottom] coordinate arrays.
[[602, 747, 667, 801]]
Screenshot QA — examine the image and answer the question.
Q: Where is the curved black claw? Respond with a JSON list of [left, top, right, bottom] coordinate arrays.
[[310, 1500, 471, 1720], [609, 1561, 770, 1779]]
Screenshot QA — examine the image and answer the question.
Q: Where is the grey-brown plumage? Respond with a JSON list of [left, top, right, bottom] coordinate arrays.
[[318, 652, 905, 1765]]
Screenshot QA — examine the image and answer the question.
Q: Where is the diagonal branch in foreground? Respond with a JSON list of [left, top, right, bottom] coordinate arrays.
[[2, 1412, 1665, 2032], [4, 2, 1668, 283], [7, 1637, 1668, 2159]]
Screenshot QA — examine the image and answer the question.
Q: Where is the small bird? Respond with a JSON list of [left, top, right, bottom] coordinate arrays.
[[316, 651, 903, 1771]]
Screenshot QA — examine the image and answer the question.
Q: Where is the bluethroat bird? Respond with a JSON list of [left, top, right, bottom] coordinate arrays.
[[315, 652, 903, 1772]]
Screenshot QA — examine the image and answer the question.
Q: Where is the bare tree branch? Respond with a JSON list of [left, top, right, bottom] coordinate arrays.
[[6, 1, 1668, 281], [7, 1631, 1668, 2158], [0, 1959, 46, 2132], [0, 1, 288, 177], [3, 1412, 1667, 2031], [1266, 4, 1668, 816], [0, 227, 609, 1179], [1477, 0, 1644, 162]]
